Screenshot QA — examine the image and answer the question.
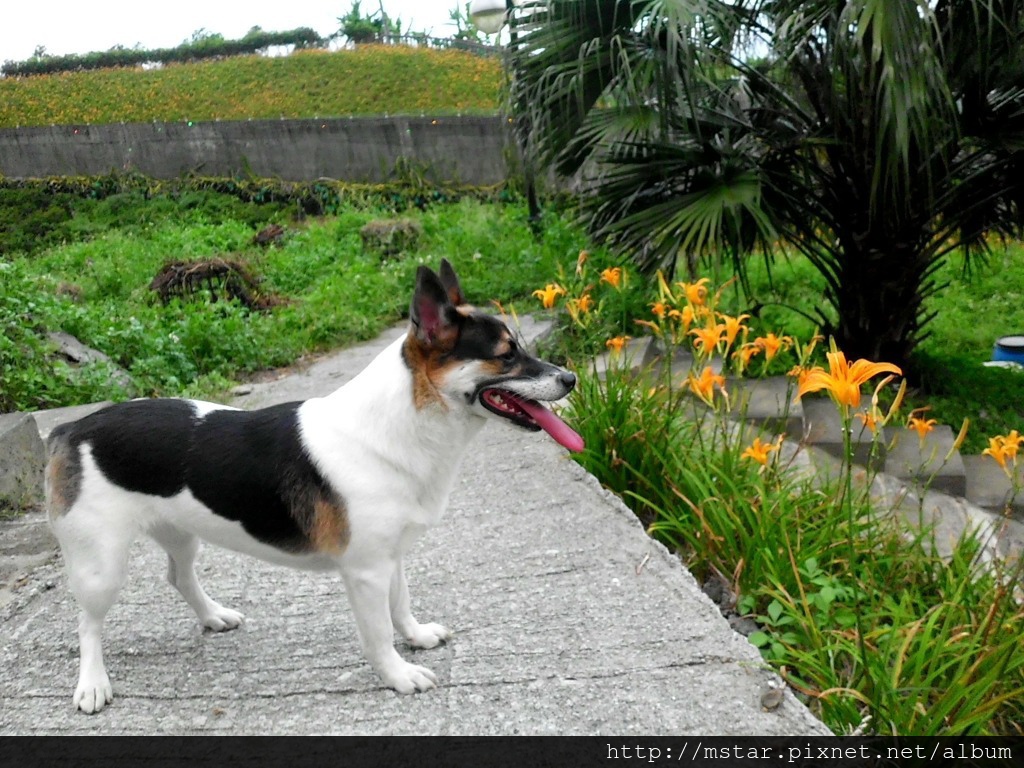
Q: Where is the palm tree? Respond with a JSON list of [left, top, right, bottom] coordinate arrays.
[[508, 0, 1024, 370]]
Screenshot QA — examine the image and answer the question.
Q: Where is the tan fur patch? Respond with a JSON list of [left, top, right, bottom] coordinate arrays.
[[45, 443, 80, 519], [479, 358, 506, 378], [402, 333, 457, 411], [308, 495, 350, 554], [45, 456, 68, 519]]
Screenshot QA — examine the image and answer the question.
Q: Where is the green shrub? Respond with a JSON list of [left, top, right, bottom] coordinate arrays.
[[1, 28, 326, 77], [0, 187, 76, 256]]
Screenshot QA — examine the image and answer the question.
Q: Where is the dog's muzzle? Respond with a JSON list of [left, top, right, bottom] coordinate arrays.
[[476, 372, 583, 452]]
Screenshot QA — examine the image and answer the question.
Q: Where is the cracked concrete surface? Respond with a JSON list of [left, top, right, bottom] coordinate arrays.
[[0, 323, 831, 736]]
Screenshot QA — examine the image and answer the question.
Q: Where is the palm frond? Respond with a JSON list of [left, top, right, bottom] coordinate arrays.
[[510, 0, 1024, 367]]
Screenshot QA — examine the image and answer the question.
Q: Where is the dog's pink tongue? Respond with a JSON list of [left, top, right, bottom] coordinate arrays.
[[517, 397, 585, 453]]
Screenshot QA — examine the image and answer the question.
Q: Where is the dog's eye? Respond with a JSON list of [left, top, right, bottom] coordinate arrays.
[[499, 342, 518, 364]]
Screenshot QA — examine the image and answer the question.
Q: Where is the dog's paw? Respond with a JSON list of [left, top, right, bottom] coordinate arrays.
[[201, 605, 245, 632], [381, 660, 439, 694], [406, 622, 452, 650], [74, 675, 112, 714]]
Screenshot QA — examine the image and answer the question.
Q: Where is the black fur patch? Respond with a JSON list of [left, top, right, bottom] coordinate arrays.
[[62, 399, 342, 553], [447, 311, 510, 363], [451, 311, 557, 380]]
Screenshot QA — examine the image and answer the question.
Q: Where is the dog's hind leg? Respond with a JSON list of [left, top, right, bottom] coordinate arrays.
[[390, 558, 451, 650], [52, 507, 135, 714], [149, 525, 244, 632]]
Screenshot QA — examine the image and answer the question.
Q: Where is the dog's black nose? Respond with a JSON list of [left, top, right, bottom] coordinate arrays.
[[559, 371, 577, 390]]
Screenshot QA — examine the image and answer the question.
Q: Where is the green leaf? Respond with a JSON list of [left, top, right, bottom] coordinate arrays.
[[747, 630, 770, 648]]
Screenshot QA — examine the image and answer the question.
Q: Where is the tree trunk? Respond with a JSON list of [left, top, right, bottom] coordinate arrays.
[[828, 245, 925, 374]]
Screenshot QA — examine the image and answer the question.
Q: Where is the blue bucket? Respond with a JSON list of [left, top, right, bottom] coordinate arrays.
[[992, 335, 1024, 365]]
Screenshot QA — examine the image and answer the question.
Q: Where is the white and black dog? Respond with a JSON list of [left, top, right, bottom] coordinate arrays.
[[45, 260, 583, 713]]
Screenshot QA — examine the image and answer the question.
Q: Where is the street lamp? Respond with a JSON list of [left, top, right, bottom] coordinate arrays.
[[468, 0, 509, 35], [468, 0, 542, 230]]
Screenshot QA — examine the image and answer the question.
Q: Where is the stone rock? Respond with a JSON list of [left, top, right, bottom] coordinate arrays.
[[359, 218, 422, 259], [47, 331, 135, 393], [31, 401, 113, 442], [0, 412, 46, 510], [48, 331, 112, 366]]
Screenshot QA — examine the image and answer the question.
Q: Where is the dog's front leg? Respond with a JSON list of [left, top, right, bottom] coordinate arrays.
[[340, 560, 440, 694], [390, 559, 452, 650]]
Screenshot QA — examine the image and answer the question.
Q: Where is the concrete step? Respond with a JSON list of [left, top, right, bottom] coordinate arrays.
[[591, 336, 657, 379], [798, 397, 886, 471], [726, 377, 804, 440], [962, 454, 1024, 521], [592, 335, 1024, 518], [884, 425, 966, 498]]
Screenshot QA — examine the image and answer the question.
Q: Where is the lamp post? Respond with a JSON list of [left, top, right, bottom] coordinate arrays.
[[469, 0, 541, 230], [468, 0, 510, 35]]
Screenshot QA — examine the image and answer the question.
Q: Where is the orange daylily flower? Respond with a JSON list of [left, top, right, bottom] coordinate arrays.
[[983, 437, 1011, 470], [908, 412, 937, 442], [754, 332, 793, 363], [678, 277, 710, 306], [717, 312, 750, 348], [687, 366, 726, 405], [651, 301, 669, 318], [566, 293, 594, 324], [984, 430, 1023, 471], [569, 293, 594, 313], [787, 364, 811, 390], [690, 324, 725, 354], [532, 283, 565, 309], [796, 349, 902, 411], [1003, 429, 1023, 460], [734, 343, 762, 368], [600, 266, 623, 288], [669, 306, 696, 333], [606, 335, 631, 354], [741, 436, 783, 466]]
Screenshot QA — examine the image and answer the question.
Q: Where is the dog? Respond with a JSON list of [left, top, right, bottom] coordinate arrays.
[[44, 259, 583, 713]]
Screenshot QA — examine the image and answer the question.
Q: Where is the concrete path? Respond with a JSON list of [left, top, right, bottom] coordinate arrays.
[[0, 322, 830, 736]]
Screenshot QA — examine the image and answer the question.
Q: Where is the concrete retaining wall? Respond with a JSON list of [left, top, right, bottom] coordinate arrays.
[[0, 116, 512, 184]]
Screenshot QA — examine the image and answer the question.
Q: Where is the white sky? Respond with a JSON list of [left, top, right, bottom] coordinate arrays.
[[0, 1, 468, 64]]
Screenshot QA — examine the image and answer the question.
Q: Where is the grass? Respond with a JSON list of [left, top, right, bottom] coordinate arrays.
[[0, 46, 501, 128], [548, 268, 1024, 735], [0, 190, 590, 413]]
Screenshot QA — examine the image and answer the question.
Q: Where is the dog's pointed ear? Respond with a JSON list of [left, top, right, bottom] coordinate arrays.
[[438, 258, 467, 307], [410, 265, 458, 346]]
